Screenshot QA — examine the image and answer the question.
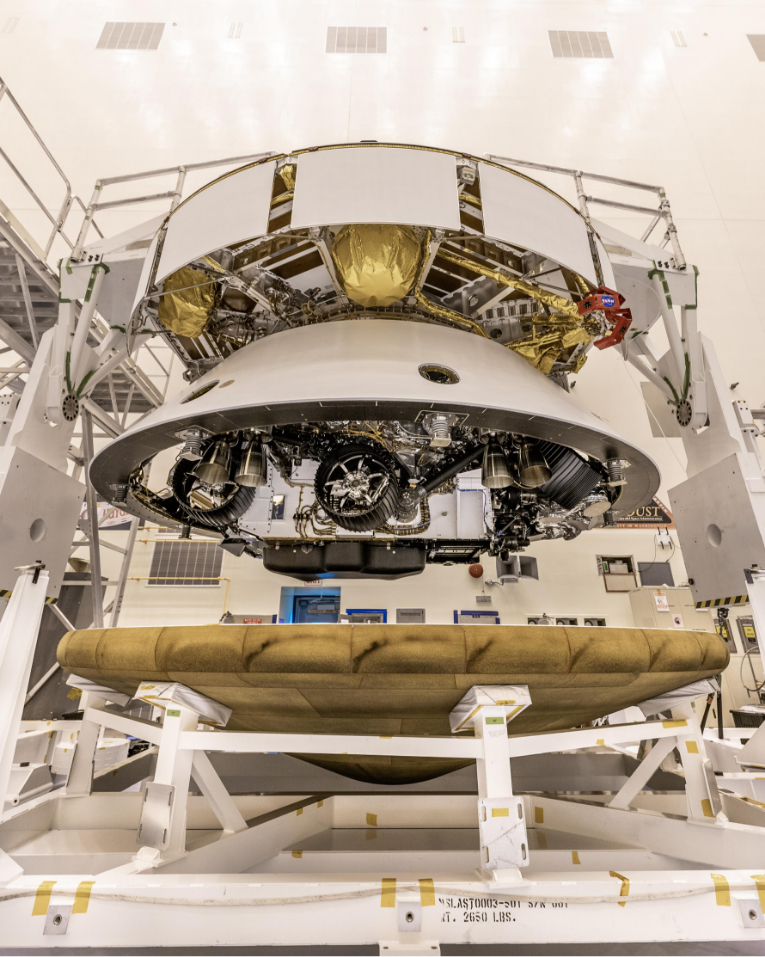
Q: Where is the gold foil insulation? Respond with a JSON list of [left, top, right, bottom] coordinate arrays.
[[413, 230, 489, 338], [434, 248, 594, 373], [158, 267, 215, 339], [436, 248, 582, 318], [332, 224, 422, 307], [279, 164, 296, 191]]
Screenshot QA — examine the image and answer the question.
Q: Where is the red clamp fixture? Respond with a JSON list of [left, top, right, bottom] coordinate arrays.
[[576, 287, 633, 350]]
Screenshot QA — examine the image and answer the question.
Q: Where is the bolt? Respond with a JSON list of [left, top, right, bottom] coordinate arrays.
[[406, 912, 415, 923], [750, 909, 758, 922], [53, 914, 62, 926]]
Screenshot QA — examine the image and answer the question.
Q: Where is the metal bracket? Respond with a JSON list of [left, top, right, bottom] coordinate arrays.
[[43, 904, 71, 935], [380, 942, 440, 956], [398, 899, 422, 932], [735, 896, 765, 928], [136, 781, 175, 849], [479, 796, 529, 871]]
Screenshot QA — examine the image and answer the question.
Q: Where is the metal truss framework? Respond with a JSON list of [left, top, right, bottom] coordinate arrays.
[[0, 76, 266, 659]]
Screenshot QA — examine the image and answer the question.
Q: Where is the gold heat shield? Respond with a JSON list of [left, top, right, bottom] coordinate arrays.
[[158, 267, 216, 339], [332, 224, 422, 307], [58, 622, 728, 786]]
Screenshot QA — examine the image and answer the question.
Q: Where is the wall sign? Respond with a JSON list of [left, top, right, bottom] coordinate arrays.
[[611, 496, 675, 529]]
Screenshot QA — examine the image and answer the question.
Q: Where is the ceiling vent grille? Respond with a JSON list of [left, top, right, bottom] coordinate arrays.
[[748, 35, 765, 61], [452, 26, 465, 43], [549, 31, 613, 58], [229, 22, 243, 39], [96, 22, 165, 50], [671, 30, 687, 47], [2, 17, 19, 34], [148, 541, 223, 586], [326, 26, 387, 54]]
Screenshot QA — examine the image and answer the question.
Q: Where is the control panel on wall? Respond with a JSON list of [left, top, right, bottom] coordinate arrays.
[[341, 609, 387, 623], [737, 616, 759, 653], [715, 617, 736, 648], [397, 608, 426, 624]]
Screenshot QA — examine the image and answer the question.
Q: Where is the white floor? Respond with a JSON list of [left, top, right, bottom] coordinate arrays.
[[2, 0, 764, 626]]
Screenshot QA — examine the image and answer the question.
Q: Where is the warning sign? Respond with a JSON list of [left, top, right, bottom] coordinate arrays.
[[611, 497, 675, 529]]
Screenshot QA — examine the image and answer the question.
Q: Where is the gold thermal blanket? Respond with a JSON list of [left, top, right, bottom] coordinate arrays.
[[331, 224, 421, 307], [157, 267, 215, 339], [57, 624, 727, 785]]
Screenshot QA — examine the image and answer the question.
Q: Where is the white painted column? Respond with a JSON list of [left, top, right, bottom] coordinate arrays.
[[135, 704, 198, 866], [745, 568, 765, 678], [451, 686, 531, 878], [65, 692, 107, 795], [0, 566, 49, 808], [671, 703, 724, 823], [473, 704, 514, 800]]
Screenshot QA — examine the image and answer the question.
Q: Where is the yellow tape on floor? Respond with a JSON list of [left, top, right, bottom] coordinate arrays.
[[419, 879, 435, 907], [609, 870, 630, 907], [72, 881, 96, 915], [31, 881, 56, 917], [380, 878, 396, 908], [711, 873, 731, 906]]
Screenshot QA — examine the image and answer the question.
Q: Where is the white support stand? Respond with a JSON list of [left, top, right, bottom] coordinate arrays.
[[449, 685, 532, 880], [132, 684, 240, 867]]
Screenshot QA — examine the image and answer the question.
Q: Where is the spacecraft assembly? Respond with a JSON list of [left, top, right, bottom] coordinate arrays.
[[90, 144, 660, 579]]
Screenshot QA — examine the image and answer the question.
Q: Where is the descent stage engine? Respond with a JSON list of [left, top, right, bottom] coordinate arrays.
[[90, 144, 659, 578]]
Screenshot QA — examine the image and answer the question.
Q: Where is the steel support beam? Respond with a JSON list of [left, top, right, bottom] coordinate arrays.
[[0, 316, 34, 362], [80, 409, 104, 628], [13, 252, 39, 349]]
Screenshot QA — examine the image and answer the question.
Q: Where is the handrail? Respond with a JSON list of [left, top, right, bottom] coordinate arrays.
[[485, 152, 686, 268], [486, 154, 663, 193], [98, 152, 275, 187], [73, 150, 274, 257], [0, 76, 104, 261]]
